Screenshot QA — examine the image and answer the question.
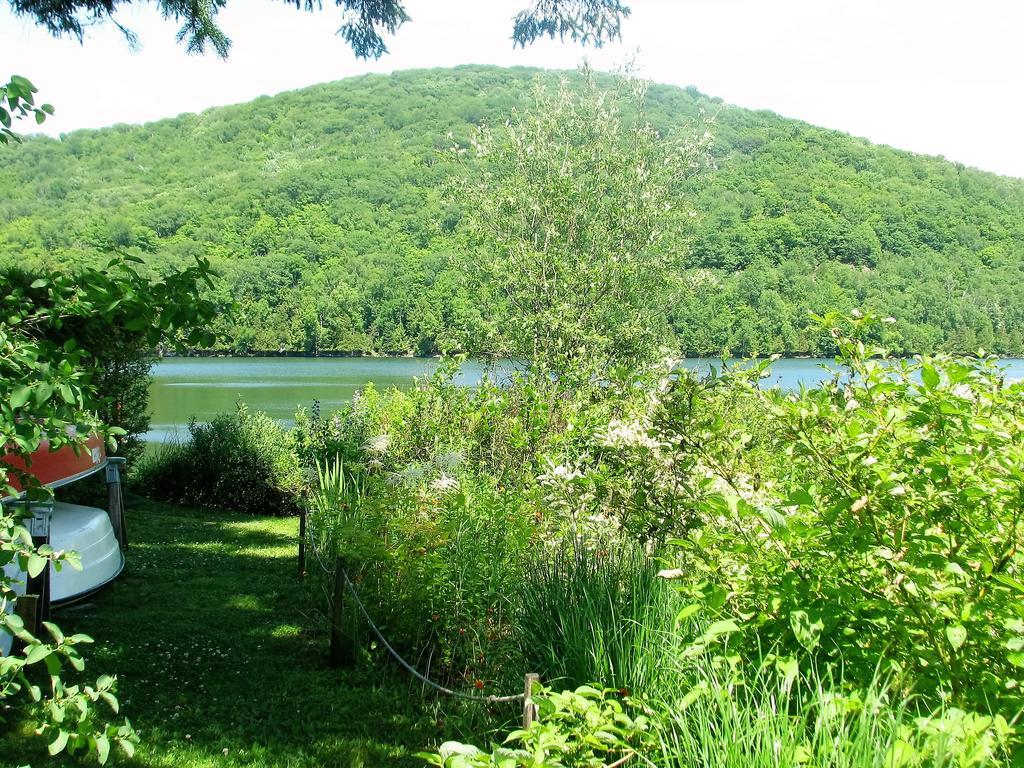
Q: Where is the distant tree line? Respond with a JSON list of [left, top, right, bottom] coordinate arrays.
[[1, 65, 1022, 358]]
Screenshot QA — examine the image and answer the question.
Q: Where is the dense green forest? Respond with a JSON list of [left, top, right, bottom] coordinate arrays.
[[2, 65, 1023, 357]]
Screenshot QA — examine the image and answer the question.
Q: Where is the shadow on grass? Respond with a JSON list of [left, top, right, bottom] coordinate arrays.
[[5, 497, 444, 768]]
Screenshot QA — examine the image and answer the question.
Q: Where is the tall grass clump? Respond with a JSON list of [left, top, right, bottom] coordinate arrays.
[[516, 539, 684, 695], [656, 664, 1014, 768]]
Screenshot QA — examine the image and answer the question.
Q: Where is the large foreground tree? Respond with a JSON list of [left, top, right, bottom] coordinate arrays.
[[448, 69, 712, 383], [8, 0, 631, 59]]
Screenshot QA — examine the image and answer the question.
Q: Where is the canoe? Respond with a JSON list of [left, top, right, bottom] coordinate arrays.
[[49, 502, 125, 603], [1, 435, 124, 656], [1, 500, 125, 655], [1, 433, 107, 499]]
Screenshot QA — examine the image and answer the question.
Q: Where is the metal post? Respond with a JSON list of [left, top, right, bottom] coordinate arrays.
[[329, 557, 354, 667], [105, 457, 128, 549], [297, 505, 307, 578], [523, 673, 540, 728], [27, 502, 52, 634]]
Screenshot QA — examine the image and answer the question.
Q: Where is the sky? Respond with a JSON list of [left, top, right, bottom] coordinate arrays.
[[2, 0, 1022, 178]]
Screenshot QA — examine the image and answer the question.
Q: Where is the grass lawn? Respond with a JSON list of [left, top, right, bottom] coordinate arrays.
[[3, 499, 448, 768]]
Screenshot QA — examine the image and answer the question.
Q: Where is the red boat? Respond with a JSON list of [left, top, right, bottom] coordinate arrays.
[[2, 433, 108, 497]]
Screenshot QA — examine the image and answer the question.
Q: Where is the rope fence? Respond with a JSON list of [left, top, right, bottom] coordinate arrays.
[[338, 563, 525, 703], [300, 505, 539, 720]]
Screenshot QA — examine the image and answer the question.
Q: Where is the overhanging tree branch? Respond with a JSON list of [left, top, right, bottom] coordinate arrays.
[[8, 0, 631, 59]]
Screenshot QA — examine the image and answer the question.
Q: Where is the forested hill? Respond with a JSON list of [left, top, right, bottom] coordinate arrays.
[[3, 65, 1023, 357]]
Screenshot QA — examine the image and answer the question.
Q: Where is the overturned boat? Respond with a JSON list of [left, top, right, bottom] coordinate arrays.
[[2, 433, 127, 654]]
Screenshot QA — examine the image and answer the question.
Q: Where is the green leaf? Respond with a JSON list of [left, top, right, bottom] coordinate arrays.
[[96, 733, 110, 764], [10, 386, 32, 409], [790, 610, 824, 652], [34, 381, 54, 404], [702, 619, 740, 641], [47, 729, 69, 756], [675, 604, 701, 625], [27, 551, 48, 578], [42, 621, 64, 644], [678, 681, 709, 710], [921, 363, 940, 390], [786, 489, 814, 507], [24, 643, 51, 665], [10, 75, 35, 92], [992, 574, 1024, 595], [945, 624, 967, 651]]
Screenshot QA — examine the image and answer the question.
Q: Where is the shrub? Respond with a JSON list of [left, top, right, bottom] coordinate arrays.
[[134, 404, 303, 515], [308, 459, 535, 690], [660, 313, 1024, 709], [420, 684, 656, 768]]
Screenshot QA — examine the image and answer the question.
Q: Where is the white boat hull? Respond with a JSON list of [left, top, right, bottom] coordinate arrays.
[[2, 502, 124, 655], [49, 502, 124, 604]]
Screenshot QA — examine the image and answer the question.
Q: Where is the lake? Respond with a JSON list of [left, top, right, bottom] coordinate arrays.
[[145, 356, 1024, 445]]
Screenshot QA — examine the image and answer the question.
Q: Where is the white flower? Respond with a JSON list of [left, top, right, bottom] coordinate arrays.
[[429, 473, 460, 494], [863, 455, 878, 466], [889, 485, 907, 497], [851, 308, 863, 318], [537, 461, 584, 485], [657, 568, 685, 580], [600, 419, 659, 450], [950, 384, 975, 401], [363, 434, 391, 454]]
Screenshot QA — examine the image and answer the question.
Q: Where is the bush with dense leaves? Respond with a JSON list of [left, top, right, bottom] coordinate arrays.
[[134, 405, 303, 515]]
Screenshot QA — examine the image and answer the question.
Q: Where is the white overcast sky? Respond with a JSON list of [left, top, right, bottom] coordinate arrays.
[[2, 0, 1022, 178]]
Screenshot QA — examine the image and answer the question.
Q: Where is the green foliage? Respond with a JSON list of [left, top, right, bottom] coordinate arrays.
[[448, 68, 709, 380], [654, 314, 1024, 709], [1, 254, 222, 494], [0, 74, 53, 144], [1, 507, 138, 764], [423, 669, 1017, 768], [134, 404, 304, 515], [656, 664, 1015, 768], [420, 685, 654, 767], [2, 67, 1022, 358], [10, 0, 627, 60]]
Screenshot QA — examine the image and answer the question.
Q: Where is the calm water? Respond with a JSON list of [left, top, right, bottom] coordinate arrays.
[[145, 356, 1024, 445]]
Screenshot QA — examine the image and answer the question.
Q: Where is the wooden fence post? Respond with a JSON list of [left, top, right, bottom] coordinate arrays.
[[105, 457, 128, 549], [329, 557, 354, 667], [523, 672, 540, 728], [27, 503, 52, 634], [297, 505, 307, 578]]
